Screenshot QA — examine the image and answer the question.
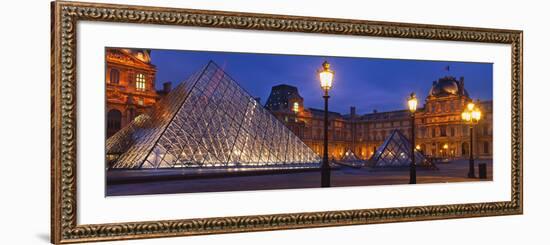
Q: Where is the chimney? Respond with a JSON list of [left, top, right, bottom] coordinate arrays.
[[373, 109, 378, 113], [350, 106, 356, 118], [254, 97, 261, 104], [163, 82, 172, 94]]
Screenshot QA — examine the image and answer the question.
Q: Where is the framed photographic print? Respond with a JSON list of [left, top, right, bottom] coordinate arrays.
[[51, 0, 523, 243]]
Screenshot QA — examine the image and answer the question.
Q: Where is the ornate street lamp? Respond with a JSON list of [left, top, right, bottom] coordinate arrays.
[[461, 102, 482, 178], [407, 92, 418, 184], [318, 60, 334, 187]]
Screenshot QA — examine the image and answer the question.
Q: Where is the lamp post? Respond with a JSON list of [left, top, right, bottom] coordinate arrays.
[[461, 102, 482, 178], [407, 92, 418, 184], [319, 60, 334, 187]]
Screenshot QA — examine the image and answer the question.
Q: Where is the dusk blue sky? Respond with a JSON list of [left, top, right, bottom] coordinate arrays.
[[149, 49, 493, 115]]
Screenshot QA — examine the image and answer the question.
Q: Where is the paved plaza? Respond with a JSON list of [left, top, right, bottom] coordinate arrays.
[[106, 159, 492, 196]]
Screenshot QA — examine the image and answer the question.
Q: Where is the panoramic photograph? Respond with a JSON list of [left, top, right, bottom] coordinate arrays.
[[104, 48, 493, 196]]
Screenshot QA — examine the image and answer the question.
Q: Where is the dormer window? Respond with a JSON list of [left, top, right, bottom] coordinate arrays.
[[136, 73, 146, 91]]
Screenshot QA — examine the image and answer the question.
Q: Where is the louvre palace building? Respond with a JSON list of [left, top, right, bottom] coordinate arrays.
[[265, 77, 493, 160], [105, 49, 492, 163], [105, 49, 173, 138]]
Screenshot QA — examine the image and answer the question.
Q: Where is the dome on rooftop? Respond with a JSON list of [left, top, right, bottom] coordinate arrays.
[[429, 76, 469, 97]]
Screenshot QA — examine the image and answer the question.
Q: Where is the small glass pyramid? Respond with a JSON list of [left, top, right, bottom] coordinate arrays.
[[341, 149, 359, 162], [369, 129, 436, 169]]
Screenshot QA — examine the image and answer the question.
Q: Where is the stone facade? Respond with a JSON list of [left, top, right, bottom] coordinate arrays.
[[105, 48, 158, 138], [265, 76, 493, 160]]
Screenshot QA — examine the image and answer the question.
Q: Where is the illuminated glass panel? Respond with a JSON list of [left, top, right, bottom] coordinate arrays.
[[107, 61, 320, 169]]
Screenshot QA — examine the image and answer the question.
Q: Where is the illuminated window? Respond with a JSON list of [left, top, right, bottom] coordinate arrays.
[[110, 69, 120, 84], [293, 102, 299, 112], [138, 97, 144, 106], [136, 73, 146, 91]]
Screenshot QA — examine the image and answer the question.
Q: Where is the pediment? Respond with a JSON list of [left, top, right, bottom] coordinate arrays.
[[106, 49, 154, 70]]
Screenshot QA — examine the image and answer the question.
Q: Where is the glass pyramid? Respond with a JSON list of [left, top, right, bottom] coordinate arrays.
[[341, 149, 360, 162], [368, 130, 435, 169], [338, 149, 365, 168], [106, 61, 321, 169]]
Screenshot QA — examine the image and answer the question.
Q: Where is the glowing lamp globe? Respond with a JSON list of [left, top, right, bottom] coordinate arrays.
[[467, 102, 475, 111], [408, 93, 418, 113], [462, 111, 471, 122], [472, 108, 482, 122], [319, 61, 334, 91]]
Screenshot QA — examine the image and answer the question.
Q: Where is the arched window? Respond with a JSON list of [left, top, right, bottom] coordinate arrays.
[[109, 69, 120, 84], [136, 73, 146, 91], [106, 109, 122, 138]]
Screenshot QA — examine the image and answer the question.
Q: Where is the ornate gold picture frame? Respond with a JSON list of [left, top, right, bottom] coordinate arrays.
[[51, 0, 523, 243]]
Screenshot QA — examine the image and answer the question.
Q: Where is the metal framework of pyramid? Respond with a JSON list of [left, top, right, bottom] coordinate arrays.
[[368, 130, 435, 169], [106, 61, 321, 169], [337, 149, 366, 168], [341, 149, 359, 162]]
